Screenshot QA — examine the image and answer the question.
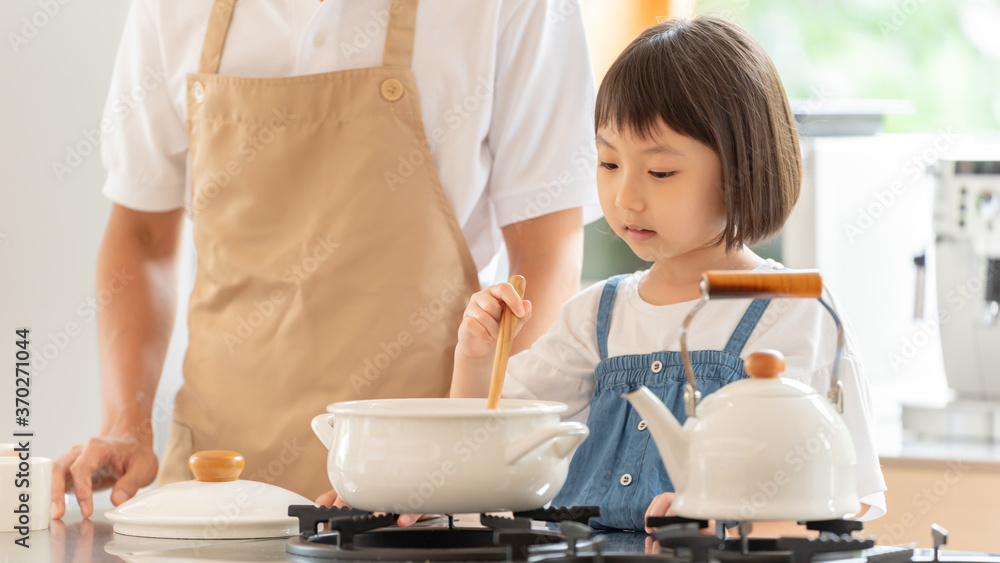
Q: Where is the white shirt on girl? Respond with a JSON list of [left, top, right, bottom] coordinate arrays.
[[502, 259, 888, 520]]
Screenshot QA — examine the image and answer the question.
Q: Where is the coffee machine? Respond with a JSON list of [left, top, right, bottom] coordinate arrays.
[[903, 150, 1000, 443]]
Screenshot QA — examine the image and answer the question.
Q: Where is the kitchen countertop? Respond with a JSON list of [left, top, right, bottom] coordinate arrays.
[[0, 491, 298, 563], [0, 510, 292, 562], [870, 381, 1000, 464]]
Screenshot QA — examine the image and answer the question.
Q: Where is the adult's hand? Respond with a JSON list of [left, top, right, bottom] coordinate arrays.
[[52, 204, 183, 519], [51, 436, 158, 519]]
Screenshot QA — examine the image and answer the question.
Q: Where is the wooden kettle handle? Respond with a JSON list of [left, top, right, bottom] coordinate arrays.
[[486, 275, 527, 410], [701, 270, 823, 299], [189, 450, 245, 482]]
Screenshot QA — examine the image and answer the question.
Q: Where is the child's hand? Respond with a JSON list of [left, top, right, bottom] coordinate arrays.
[[316, 488, 351, 508], [645, 492, 716, 536], [455, 282, 532, 359], [644, 492, 676, 533], [315, 489, 424, 528]]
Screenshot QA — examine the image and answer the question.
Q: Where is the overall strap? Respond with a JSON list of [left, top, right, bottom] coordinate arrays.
[[722, 299, 771, 356], [383, 0, 418, 68], [596, 275, 629, 361], [198, 0, 237, 75]]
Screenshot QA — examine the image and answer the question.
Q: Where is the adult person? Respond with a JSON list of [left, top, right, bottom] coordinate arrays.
[[52, 0, 598, 519]]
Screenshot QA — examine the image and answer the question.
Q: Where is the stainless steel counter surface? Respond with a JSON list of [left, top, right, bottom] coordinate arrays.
[[0, 511, 291, 563], [0, 513, 123, 563]]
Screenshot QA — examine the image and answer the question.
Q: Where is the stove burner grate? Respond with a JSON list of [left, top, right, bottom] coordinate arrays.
[[648, 518, 875, 563], [285, 505, 602, 562], [287, 527, 565, 561]]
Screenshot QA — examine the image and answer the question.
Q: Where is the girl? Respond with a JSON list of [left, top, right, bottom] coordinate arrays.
[[450, 16, 886, 532]]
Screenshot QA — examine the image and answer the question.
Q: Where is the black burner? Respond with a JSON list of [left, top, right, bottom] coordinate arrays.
[[286, 506, 883, 563], [648, 519, 875, 563], [527, 555, 681, 563], [285, 505, 602, 562], [287, 527, 564, 561]]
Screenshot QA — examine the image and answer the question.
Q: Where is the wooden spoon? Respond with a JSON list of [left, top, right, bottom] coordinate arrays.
[[486, 275, 526, 410]]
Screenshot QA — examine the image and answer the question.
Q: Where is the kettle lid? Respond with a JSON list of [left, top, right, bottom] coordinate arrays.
[[702, 350, 819, 404]]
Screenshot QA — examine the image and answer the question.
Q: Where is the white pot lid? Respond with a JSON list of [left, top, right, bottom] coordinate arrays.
[[105, 450, 314, 540]]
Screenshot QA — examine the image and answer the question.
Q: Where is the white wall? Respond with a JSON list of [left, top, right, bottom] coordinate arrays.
[[0, 1, 190, 478]]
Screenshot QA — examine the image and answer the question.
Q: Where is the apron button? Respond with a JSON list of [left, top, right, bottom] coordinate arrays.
[[651, 360, 663, 373], [620, 473, 633, 486], [637, 420, 647, 431], [192, 81, 205, 103], [380, 78, 404, 101]]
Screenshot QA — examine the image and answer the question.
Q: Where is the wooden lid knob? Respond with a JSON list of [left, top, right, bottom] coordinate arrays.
[[189, 450, 245, 482], [744, 350, 785, 379]]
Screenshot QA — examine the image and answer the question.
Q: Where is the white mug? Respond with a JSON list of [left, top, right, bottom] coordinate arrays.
[[0, 443, 52, 532]]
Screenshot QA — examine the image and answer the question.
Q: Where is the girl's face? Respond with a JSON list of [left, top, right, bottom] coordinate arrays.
[[596, 121, 727, 264]]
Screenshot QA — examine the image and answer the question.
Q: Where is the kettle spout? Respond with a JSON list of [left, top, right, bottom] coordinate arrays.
[[622, 386, 689, 492]]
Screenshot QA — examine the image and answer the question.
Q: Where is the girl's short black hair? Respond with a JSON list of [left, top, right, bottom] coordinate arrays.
[[596, 16, 801, 251]]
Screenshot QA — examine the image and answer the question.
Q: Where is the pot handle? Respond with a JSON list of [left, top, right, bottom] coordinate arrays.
[[310, 413, 336, 450], [505, 422, 589, 465]]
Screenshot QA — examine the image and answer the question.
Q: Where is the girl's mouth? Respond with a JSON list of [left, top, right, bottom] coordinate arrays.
[[624, 225, 656, 242]]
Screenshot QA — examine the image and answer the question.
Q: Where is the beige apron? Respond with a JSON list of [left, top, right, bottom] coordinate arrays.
[[159, 0, 480, 500]]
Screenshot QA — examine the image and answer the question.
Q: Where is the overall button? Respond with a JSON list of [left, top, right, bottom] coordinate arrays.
[[651, 360, 663, 373], [313, 33, 326, 48], [637, 420, 648, 431], [192, 81, 205, 103], [620, 473, 633, 486], [381, 78, 404, 101]]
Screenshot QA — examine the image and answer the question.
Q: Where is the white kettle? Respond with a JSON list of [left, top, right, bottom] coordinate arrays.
[[624, 270, 860, 522]]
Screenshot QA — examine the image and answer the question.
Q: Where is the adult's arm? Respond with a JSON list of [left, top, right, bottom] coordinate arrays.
[[484, 0, 600, 355], [51, 204, 183, 518], [503, 208, 583, 353]]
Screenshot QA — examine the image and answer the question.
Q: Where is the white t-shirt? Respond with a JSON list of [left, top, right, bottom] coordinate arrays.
[[503, 260, 888, 520], [99, 0, 601, 280]]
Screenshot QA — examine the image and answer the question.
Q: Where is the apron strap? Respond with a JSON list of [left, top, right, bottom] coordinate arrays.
[[197, 0, 415, 74], [596, 274, 629, 361], [198, 0, 237, 75], [383, 0, 418, 68], [722, 299, 771, 356]]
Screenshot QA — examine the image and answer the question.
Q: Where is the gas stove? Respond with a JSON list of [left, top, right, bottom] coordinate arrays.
[[284, 506, 967, 563], [286, 505, 602, 561], [531, 519, 980, 563]]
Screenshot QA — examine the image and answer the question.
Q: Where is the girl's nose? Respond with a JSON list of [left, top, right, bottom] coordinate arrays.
[[615, 174, 644, 212]]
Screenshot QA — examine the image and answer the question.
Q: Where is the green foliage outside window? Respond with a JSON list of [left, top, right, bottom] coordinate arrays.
[[697, 0, 1000, 133], [583, 1, 1000, 280]]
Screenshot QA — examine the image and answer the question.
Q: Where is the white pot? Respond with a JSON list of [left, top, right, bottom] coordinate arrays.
[[311, 398, 588, 514]]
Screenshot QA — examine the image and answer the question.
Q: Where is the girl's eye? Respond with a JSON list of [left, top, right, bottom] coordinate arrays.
[[599, 162, 618, 170], [649, 171, 675, 179]]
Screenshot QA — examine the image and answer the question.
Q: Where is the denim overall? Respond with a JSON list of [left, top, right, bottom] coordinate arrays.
[[550, 274, 771, 531]]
